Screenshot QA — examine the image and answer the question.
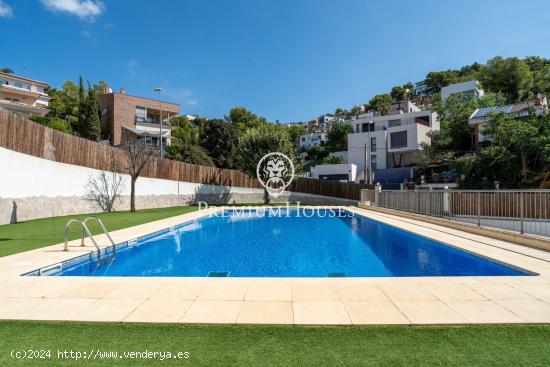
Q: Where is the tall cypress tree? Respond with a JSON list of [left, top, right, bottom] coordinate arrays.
[[86, 84, 101, 141], [77, 76, 86, 137]]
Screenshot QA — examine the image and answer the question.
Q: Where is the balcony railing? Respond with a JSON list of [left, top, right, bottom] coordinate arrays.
[[136, 117, 172, 126]]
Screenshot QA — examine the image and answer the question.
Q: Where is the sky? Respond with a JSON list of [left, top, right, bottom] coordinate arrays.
[[1, 0, 550, 122]]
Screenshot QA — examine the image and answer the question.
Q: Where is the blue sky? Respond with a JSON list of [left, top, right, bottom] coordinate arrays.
[[1, 0, 550, 122]]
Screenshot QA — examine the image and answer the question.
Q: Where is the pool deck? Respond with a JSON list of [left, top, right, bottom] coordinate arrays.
[[0, 206, 549, 325]]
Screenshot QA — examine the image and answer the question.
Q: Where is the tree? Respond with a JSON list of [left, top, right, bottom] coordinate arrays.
[[425, 70, 459, 94], [235, 124, 294, 204], [170, 116, 200, 145], [334, 108, 348, 116], [486, 114, 541, 184], [77, 76, 86, 137], [350, 105, 363, 116], [30, 115, 72, 133], [301, 145, 329, 164], [83, 82, 101, 140], [85, 161, 123, 213], [390, 86, 405, 101], [121, 142, 155, 212], [326, 121, 352, 152], [200, 119, 237, 168], [286, 124, 305, 150], [368, 94, 392, 115], [0, 67, 14, 74], [227, 106, 267, 135], [478, 56, 533, 103], [323, 155, 344, 164], [165, 143, 215, 166], [432, 93, 478, 152]]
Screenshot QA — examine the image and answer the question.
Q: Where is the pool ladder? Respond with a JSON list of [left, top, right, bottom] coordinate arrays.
[[63, 217, 116, 259]]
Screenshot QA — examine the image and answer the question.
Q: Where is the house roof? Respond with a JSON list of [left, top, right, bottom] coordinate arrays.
[[0, 71, 50, 87]]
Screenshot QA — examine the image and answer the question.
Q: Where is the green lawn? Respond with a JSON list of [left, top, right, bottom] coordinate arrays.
[[0, 321, 549, 366], [0, 206, 198, 257]]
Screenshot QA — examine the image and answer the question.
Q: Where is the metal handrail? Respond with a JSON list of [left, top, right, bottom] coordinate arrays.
[[83, 217, 116, 251], [64, 219, 101, 255]]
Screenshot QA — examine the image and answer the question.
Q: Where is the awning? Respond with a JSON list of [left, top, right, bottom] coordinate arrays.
[[122, 126, 170, 137]]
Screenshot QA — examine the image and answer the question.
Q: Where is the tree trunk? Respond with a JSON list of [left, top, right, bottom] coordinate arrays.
[[263, 188, 271, 205], [130, 177, 137, 212]]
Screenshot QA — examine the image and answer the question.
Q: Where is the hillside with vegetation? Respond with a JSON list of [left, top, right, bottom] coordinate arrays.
[[6, 55, 549, 188]]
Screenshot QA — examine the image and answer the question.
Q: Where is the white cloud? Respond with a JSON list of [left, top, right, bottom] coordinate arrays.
[[165, 88, 199, 107], [41, 0, 104, 20], [0, 1, 13, 18], [124, 59, 139, 79]]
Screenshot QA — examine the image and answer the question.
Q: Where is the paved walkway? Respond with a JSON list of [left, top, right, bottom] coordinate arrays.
[[0, 206, 549, 325]]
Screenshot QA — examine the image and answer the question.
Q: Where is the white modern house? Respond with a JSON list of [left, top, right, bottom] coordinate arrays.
[[311, 163, 357, 182], [299, 132, 328, 149], [441, 80, 484, 100], [346, 102, 439, 183]]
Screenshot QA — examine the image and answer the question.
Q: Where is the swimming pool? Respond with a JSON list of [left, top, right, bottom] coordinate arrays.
[[38, 208, 528, 277]]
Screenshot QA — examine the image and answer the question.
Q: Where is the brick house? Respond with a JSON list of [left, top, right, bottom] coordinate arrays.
[[98, 87, 180, 147]]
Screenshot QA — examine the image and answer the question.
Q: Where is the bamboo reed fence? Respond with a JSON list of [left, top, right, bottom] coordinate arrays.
[[0, 108, 371, 200]]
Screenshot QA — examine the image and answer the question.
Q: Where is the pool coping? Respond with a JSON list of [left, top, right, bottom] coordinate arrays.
[[0, 205, 549, 325]]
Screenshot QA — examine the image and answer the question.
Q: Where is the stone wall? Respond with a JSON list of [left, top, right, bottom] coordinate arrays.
[[0, 192, 357, 224]]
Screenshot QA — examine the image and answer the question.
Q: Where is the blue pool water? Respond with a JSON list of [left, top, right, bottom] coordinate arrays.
[[53, 209, 527, 277]]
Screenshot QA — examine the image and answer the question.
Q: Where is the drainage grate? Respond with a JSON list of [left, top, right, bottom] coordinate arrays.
[[208, 271, 229, 277], [327, 272, 347, 277]]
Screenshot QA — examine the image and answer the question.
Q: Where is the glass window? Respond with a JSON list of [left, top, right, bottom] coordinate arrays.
[[13, 82, 22, 88], [135, 106, 147, 121], [370, 137, 376, 152], [370, 155, 377, 171], [388, 119, 401, 127], [362, 123, 374, 132], [390, 131, 407, 148]]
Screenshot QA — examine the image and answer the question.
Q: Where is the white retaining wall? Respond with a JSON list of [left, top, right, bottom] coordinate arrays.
[[0, 147, 357, 224]]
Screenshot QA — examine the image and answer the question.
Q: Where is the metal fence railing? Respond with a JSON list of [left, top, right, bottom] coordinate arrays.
[[361, 188, 550, 238]]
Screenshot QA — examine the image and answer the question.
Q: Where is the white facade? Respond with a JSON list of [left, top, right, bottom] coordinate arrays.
[[346, 110, 439, 182], [299, 132, 327, 149], [441, 80, 484, 100], [311, 163, 357, 182]]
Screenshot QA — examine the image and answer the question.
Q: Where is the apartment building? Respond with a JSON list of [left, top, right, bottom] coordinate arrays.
[[98, 87, 180, 147], [0, 71, 51, 117], [346, 103, 439, 183]]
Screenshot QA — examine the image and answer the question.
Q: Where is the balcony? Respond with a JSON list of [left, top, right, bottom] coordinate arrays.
[[135, 116, 173, 126]]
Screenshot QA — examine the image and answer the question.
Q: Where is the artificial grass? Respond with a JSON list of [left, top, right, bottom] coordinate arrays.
[[0, 321, 549, 366], [0, 206, 198, 257]]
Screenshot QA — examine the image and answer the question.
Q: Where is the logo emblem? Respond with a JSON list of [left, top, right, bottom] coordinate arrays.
[[256, 152, 295, 197]]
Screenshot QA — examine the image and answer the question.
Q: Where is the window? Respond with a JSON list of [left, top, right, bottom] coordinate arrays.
[[301, 137, 305, 142], [370, 155, 377, 171], [13, 82, 22, 88], [135, 106, 147, 122], [370, 137, 376, 152], [388, 119, 401, 128], [361, 123, 373, 132], [390, 131, 407, 148]]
